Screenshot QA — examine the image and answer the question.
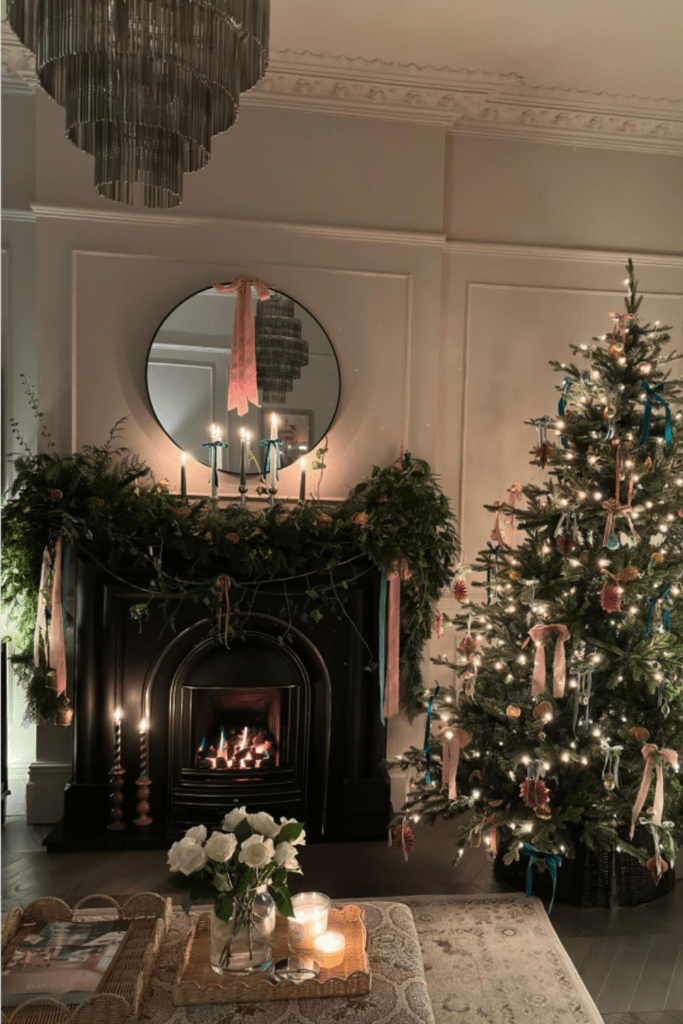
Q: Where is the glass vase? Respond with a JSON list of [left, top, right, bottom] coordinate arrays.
[[210, 888, 275, 974]]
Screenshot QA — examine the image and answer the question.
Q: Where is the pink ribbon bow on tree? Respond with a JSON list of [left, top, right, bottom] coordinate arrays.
[[441, 727, 471, 800], [528, 623, 570, 698], [490, 484, 523, 549], [608, 311, 634, 346], [213, 278, 271, 417], [630, 743, 679, 839]]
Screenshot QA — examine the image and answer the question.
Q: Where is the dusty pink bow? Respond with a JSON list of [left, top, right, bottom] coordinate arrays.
[[528, 623, 570, 698], [33, 538, 67, 697], [630, 744, 679, 838], [383, 560, 411, 719], [441, 728, 471, 800], [213, 278, 271, 417], [608, 311, 634, 345]]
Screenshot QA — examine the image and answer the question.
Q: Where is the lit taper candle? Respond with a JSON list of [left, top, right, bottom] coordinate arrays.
[[113, 708, 122, 768], [180, 452, 187, 500], [269, 414, 278, 493], [139, 718, 148, 779], [299, 456, 306, 504]]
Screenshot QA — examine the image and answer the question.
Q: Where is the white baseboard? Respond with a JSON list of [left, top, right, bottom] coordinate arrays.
[[25, 762, 72, 824]]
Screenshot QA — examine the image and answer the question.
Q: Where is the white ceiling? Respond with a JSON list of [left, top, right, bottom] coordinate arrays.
[[271, 0, 683, 100]]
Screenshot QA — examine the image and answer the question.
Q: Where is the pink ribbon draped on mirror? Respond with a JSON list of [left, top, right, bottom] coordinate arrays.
[[213, 278, 271, 417]]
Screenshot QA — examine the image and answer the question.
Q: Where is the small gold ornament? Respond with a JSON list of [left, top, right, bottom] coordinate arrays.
[[48, 488, 63, 500], [603, 773, 616, 791], [644, 456, 654, 472], [580, 550, 590, 565], [533, 701, 553, 720], [630, 726, 650, 742], [469, 770, 482, 784], [506, 705, 521, 718], [603, 404, 617, 419], [351, 511, 368, 526], [646, 806, 655, 816], [538, 731, 547, 742], [615, 566, 639, 582], [488, 799, 504, 808], [637, 361, 652, 375], [608, 342, 624, 357], [534, 805, 552, 820], [508, 570, 522, 582], [652, 552, 665, 566]]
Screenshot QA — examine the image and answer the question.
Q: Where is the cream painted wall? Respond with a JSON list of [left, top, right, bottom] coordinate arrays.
[[3, 84, 683, 819]]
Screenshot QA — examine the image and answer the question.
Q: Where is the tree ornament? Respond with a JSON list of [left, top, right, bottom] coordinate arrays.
[[538, 731, 547, 741], [393, 824, 415, 858], [556, 534, 575, 558], [469, 770, 482, 784], [458, 636, 478, 659], [506, 705, 521, 718], [488, 799, 504, 808], [453, 579, 468, 602], [508, 570, 522, 582], [351, 511, 368, 526], [603, 404, 617, 420], [579, 550, 591, 564], [646, 806, 655, 816], [534, 805, 552, 820], [607, 341, 624, 357], [644, 456, 654, 472], [678, 508, 683, 519], [600, 575, 622, 613], [534, 443, 552, 470], [646, 855, 668, 883], [637, 361, 652, 376], [615, 566, 639, 582], [175, 506, 192, 518], [652, 552, 665, 566], [533, 701, 553, 720], [317, 512, 333, 525], [520, 778, 550, 809], [48, 489, 63, 500], [630, 726, 650, 742], [603, 773, 615, 791]]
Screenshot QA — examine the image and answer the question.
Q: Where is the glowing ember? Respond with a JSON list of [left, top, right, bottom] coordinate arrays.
[[195, 726, 276, 770]]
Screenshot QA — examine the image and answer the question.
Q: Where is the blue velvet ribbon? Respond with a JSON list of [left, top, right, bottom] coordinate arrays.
[[423, 685, 441, 784], [640, 381, 672, 449], [645, 583, 671, 636], [558, 377, 571, 448], [259, 438, 283, 479], [379, 569, 388, 726], [521, 843, 562, 914]]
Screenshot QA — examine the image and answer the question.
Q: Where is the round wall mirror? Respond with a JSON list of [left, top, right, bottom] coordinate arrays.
[[146, 284, 341, 475]]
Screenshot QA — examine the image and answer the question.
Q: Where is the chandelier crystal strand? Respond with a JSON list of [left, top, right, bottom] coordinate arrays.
[[255, 294, 310, 404], [8, 0, 269, 209]]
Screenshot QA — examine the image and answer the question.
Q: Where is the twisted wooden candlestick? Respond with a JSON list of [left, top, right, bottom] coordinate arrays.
[[107, 766, 126, 831], [133, 777, 153, 827]]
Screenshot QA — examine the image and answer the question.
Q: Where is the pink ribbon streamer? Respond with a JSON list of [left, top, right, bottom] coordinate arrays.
[[383, 569, 402, 719], [33, 549, 50, 668], [630, 743, 679, 838], [213, 279, 271, 417], [441, 728, 471, 799], [608, 311, 634, 345], [528, 623, 570, 698], [34, 540, 67, 696]]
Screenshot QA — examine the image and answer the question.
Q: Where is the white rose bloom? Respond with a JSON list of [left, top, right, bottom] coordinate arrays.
[[222, 806, 248, 832], [239, 834, 275, 870], [246, 811, 279, 838], [167, 837, 208, 876], [184, 825, 207, 843], [205, 830, 238, 863], [274, 841, 300, 871], [279, 816, 307, 846]]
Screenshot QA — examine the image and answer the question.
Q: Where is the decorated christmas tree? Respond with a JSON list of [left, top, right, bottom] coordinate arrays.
[[392, 261, 683, 901]]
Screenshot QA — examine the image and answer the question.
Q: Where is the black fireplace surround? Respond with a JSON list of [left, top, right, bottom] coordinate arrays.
[[46, 552, 389, 850]]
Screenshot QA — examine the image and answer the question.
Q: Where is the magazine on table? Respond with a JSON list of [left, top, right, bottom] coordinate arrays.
[[1, 919, 130, 1007]]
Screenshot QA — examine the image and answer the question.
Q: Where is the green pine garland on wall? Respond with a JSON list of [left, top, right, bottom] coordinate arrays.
[[2, 407, 459, 724]]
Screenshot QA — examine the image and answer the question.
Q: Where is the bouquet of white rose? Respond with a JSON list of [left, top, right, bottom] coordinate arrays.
[[168, 807, 305, 973]]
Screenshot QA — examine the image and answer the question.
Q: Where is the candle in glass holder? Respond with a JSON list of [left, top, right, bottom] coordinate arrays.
[[313, 931, 346, 969], [288, 892, 331, 951]]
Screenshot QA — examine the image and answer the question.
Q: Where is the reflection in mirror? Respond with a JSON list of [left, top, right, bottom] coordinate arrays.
[[146, 285, 341, 475]]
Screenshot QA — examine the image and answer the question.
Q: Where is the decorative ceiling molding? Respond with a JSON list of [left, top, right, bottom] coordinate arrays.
[[3, 31, 682, 155]]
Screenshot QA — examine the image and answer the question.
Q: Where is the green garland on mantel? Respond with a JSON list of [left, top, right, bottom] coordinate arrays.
[[2, 417, 460, 724]]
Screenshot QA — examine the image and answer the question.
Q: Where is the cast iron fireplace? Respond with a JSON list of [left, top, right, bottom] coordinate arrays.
[[47, 552, 389, 850]]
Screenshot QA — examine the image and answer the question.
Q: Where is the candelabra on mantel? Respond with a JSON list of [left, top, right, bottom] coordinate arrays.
[[107, 708, 126, 832]]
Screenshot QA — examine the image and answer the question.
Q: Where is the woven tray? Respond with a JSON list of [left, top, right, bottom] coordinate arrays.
[[1, 894, 172, 1024], [173, 904, 370, 1005]]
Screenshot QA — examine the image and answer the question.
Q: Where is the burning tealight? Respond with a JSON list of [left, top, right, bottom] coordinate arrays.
[[312, 931, 346, 969], [287, 893, 331, 951]]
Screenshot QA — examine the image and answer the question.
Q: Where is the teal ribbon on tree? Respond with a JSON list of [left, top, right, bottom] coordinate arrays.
[[645, 582, 671, 636], [521, 843, 562, 914], [379, 569, 388, 725], [640, 381, 672, 449], [423, 685, 441, 784], [558, 377, 571, 448], [260, 438, 284, 479]]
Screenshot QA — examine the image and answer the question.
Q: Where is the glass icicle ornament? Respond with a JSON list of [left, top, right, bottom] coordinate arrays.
[[7, 0, 269, 209]]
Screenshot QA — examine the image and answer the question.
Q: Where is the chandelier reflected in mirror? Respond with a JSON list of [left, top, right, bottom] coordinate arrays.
[[7, 0, 270, 210]]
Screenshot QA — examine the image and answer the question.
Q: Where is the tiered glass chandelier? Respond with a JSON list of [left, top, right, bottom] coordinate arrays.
[[7, 0, 270, 209], [255, 294, 309, 404]]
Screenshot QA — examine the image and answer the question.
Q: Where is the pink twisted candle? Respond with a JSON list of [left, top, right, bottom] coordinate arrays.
[[213, 279, 271, 417], [528, 624, 570, 698], [441, 728, 471, 799], [630, 744, 679, 839]]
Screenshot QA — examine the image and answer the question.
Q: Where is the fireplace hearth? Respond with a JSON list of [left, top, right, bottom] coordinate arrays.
[[45, 552, 389, 850]]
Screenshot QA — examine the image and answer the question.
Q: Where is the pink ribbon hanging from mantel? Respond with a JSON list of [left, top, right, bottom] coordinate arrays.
[[34, 538, 67, 697], [528, 623, 570, 698], [441, 727, 471, 800], [630, 744, 679, 839], [383, 559, 412, 720], [213, 278, 271, 417]]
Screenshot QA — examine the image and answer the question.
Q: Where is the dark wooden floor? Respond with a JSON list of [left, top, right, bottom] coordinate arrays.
[[2, 816, 682, 1023]]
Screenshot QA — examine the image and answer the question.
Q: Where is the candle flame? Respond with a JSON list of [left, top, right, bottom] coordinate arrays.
[[240, 428, 245, 439], [271, 413, 277, 427], [139, 718, 148, 733], [114, 708, 123, 723], [246, 431, 251, 441], [300, 457, 305, 468], [181, 452, 188, 464]]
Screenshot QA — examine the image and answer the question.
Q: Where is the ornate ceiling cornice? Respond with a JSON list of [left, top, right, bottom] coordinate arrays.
[[3, 31, 682, 155]]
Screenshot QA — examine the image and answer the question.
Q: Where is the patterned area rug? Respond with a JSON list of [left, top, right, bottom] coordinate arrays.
[[400, 894, 603, 1024]]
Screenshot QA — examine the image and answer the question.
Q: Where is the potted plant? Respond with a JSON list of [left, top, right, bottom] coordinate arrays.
[[168, 807, 305, 974]]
